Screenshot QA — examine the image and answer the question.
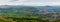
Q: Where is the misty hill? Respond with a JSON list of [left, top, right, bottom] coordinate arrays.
[[0, 5, 60, 14]]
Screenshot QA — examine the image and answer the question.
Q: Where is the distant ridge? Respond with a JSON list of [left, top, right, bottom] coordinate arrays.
[[0, 5, 60, 8]]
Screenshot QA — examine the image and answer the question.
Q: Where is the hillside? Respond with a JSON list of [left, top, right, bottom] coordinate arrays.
[[0, 5, 60, 22]]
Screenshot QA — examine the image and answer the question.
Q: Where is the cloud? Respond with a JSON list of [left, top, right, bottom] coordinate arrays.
[[0, 0, 60, 6]]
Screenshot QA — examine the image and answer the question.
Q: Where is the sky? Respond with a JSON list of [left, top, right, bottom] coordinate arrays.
[[0, 0, 60, 6]]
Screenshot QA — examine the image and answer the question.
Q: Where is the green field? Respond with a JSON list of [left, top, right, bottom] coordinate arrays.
[[0, 6, 60, 22]]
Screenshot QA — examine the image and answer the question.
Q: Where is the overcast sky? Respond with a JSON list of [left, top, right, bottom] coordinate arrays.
[[0, 0, 60, 6]]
